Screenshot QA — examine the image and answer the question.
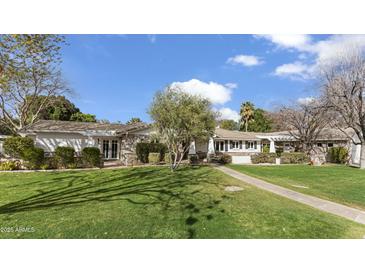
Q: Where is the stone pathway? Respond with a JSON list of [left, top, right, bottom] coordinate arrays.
[[216, 165, 365, 225]]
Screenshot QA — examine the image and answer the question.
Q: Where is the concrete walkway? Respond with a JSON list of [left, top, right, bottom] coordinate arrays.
[[216, 165, 365, 225]]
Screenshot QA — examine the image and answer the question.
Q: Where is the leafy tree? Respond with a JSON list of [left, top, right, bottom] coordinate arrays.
[[70, 112, 96, 123], [0, 35, 68, 133], [26, 95, 80, 121], [219, 119, 239, 130], [247, 108, 272, 132], [126, 117, 142, 125], [240, 101, 255, 132], [149, 86, 216, 171]]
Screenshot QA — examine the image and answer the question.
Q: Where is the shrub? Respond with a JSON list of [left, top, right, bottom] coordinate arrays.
[[164, 153, 172, 164], [328, 147, 348, 164], [209, 153, 232, 164], [196, 151, 207, 160], [3, 136, 34, 158], [148, 152, 160, 164], [0, 160, 21, 171], [55, 146, 75, 168], [136, 142, 167, 163], [41, 157, 58, 170], [189, 154, 199, 165], [82, 147, 101, 167], [251, 153, 276, 164], [22, 147, 45, 169], [280, 152, 309, 164]]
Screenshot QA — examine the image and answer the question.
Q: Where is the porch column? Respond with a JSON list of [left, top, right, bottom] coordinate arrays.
[[188, 140, 196, 154], [208, 137, 215, 154], [269, 139, 276, 153]]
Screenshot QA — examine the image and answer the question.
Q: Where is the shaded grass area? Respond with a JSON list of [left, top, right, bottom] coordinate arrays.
[[229, 164, 365, 210], [0, 166, 364, 239]]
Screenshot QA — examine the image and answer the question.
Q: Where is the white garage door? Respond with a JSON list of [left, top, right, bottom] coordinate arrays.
[[232, 156, 251, 164]]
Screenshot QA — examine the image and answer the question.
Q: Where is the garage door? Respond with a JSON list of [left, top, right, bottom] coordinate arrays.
[[232, 156, 251, 164]]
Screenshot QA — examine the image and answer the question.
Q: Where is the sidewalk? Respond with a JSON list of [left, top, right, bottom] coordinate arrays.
[[216, 165, 365, 225]]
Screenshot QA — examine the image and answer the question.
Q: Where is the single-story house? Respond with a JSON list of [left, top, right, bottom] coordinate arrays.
[[2, 119, 361, 166], [18, 120, 151, 165]]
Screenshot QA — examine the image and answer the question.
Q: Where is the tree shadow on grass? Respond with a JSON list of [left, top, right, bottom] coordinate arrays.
[[0, 167, 226, 238]]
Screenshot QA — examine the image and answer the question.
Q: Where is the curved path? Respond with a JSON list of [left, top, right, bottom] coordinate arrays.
[[216, 165, 365, 225]]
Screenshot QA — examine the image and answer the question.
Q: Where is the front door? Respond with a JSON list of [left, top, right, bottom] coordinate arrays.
[[102, 139, 119, 159]]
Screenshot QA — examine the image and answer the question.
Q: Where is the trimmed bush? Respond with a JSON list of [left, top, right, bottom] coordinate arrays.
[[0, 160, 21, 171], [148, 152, 160, 164], [328, 147, 348, 164], [209, 153, 232, 164], [82, 147, 101, 167], [3, 136, 34, 158], [280, 152, 309, 164], [136, 142, 167, 163], [55, 146, 75, 168], [251, 153, 276, 164], [22, 147, 45, 169]]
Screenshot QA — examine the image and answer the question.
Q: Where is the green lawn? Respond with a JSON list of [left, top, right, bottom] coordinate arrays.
[[0, 166, 364, 239], [229, 164, 365, 210]]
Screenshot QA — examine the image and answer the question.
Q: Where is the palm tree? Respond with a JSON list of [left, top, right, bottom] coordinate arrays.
[[240, 101, 255, 132]]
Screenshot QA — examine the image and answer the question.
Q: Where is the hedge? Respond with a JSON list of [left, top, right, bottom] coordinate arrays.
[[55, 146, 75, 168], [22, 147, 45, 169], [82, 147, 101, 167], [251, 152, 309, 164], [136, 142, 167, 163], [148, 152, 160, 164], [209, 152, 232, 164], [3, 136, 34, 158], [251, 153, 277, 164], [328, 147, 348, 164]]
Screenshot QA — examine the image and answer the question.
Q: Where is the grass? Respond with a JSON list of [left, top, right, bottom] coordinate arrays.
[[0, 166, 364, 239], [229, 164, 365, 210]]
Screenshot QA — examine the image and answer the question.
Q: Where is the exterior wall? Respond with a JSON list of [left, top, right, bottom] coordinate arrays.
[[214, 139, 261, 154], [32, 132, 96, 153], [119, 133, 150, 165]]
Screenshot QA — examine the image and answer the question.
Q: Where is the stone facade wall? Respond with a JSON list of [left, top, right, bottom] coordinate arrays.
[[119, 134, 150, 166]]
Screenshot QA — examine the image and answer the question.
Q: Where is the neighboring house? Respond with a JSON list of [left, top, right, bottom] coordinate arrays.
[[189, 127, 357, 165], [14, 120, 362, 166], [19, 120, 152, 165]]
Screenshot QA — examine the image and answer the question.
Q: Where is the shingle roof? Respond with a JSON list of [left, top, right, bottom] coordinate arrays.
[[19, 120, 149, 135], [214, 128, 261, 140]]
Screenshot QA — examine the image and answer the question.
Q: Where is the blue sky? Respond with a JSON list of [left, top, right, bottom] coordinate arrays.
[[61, 34, 364, 123]]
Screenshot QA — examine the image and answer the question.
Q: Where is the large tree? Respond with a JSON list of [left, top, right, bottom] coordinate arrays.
[[27, 95, 80, 121], [239, 101, 255, 132], [70, 112, 96, 123], [279, 100, 327, 154], [219, 119, 239, 130], [247, 108, 272, 132], [149, 87, 216, 171], [126, 117, 142, 125], [0, 35, 68, 133], [320, 50, 365, 168]]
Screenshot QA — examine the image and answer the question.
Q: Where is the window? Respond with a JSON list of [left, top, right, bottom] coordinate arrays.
[[246, 141, 257, 150], [317, 143, 323, 147], [111, 140, 118, 158], [215, 141, 225, 152], [328, 143, 333, 147], [102, 140, 109, 159]]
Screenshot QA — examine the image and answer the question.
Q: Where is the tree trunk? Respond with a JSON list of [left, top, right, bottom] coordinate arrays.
[[360, 144, 365, 169]]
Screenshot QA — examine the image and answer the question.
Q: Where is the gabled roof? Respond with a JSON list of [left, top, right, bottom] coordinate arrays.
[[19, 120, 150, 136]]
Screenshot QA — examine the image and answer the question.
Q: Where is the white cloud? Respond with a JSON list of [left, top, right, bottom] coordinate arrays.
[[297, 97, 315, 105], [257, 34, 311, 50], [170, 79, 235, 105], [274, 62, 313, 80], [227, 54, 263, 66], [260, 34, 365, 80], [217, 107, 240, 122]]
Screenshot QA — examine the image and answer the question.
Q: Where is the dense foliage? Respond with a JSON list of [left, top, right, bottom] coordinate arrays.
[[251, 152, 309, 164], [0, 160, 21, 170], [209, 153, 232, 164], [55, 146, 75, 168], [3, 136, 34, 158], [219, 119, 239, 130], [22, 147, 45, 169], [251, 153, 277, 164], [136, 142, 167, 163], [70, 112, 97, 123], [328, 147, 349, 164], [148, 153, 161, 164], [82, 147, 101, 167]]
